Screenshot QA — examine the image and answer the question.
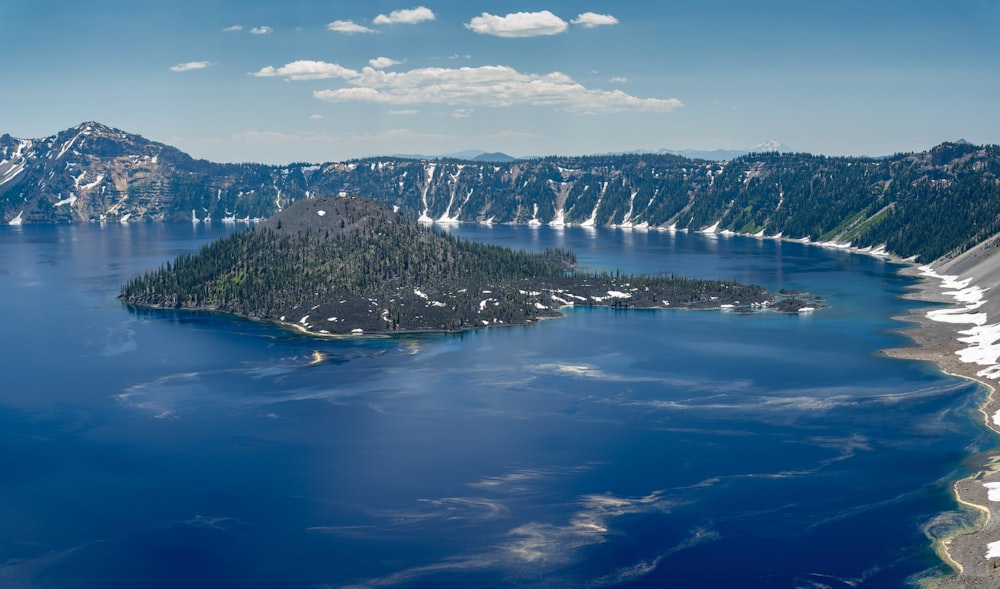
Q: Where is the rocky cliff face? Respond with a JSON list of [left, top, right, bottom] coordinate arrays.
[[0, 123, 725, 226], [3, 123, 999, 262], [0, 122, 305, 224], [2, 122, 179, 223]]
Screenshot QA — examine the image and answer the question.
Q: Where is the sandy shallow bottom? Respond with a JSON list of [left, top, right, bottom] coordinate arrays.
[[883, 265, 1000, 588]]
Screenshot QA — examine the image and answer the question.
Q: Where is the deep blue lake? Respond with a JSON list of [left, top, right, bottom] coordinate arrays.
[[0, 222, 990, 588]]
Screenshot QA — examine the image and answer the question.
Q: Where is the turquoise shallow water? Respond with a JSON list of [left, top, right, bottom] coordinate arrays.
[[0, 223, 991, 588]]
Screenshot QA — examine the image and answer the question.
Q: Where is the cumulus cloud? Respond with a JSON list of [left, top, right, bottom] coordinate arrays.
[[327, 20, 375, 34], [369, 56, 402, 69], [465, 11, 569, 38], [252, 60, 358, 81], [309, 114, 324, 120], [170, 61, 212, 72], [610, 76, 628, 84], [571, 12, 620, 28], [223, 25, 243, 32], [373, 6, 435, 25], [250, 26, 272, 35], [255, 61, 682, 113]]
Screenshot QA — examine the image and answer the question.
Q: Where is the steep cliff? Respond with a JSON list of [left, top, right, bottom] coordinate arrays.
[[4, 123, 999, 262]]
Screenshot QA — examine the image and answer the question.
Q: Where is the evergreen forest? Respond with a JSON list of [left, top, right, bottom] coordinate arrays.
[[120, 196, 774, 334]]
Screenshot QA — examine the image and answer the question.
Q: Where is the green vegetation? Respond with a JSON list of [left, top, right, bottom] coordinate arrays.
[[120, 196, 773, 334], [8, 123, 997, 264]]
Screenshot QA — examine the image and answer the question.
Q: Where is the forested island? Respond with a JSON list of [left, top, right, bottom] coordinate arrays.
[[119, 196, 798, 335]]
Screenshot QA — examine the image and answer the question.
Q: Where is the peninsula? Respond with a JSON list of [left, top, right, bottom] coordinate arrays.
[[119, 196, 796, 335]]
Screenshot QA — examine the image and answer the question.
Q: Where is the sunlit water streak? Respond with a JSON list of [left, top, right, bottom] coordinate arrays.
[[0, 223, 991, 588]]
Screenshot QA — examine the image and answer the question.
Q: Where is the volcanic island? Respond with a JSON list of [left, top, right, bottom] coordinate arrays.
[[120, 196, 818, 335]]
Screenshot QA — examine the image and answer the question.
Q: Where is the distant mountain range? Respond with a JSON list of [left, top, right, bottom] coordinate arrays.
[[657, 140, 792, 161], [393, 150, 518, 162], [394, 141, 791, 163], [2, 122, 998, 263]]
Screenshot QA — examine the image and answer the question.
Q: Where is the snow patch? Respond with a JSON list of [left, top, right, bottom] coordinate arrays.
[[920, 266, 1000, 383], [988, 541, 1000, 559], [0, 161, 26, 187], [57, 133, 81, 159], [80, 174, 104, 191], [527, 203, 542, 226], [418, 163, 437, 224], [583, 183, 608, 227], [54, 193, 78, 207]]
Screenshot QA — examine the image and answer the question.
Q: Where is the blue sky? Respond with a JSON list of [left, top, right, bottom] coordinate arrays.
[[3, 1, 998, 163]]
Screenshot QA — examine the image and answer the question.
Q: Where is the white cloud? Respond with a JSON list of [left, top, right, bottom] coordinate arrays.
[[320, 87, 387, 102], [327, 20, 376, 34], [373, 6, 435, 25], [389, 109, 420, 115], [309, 114, 324, 120], [452, 109, 473, 119], [369, 56, 402, 69], [610, 76, 628, 84], [282, 62, 684, 113], [465, 11, 568, 38], [170, 61, 212, 72], [252, 60, 358, 81], [571, 12, 619, 28], [223, 25, 243, 32], [250, 26, 273, 35]]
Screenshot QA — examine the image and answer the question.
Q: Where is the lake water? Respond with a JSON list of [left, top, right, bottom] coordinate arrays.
[[0, 222, 991, 588]]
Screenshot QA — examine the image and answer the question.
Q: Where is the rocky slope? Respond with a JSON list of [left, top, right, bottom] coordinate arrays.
[[4, 123, 999, 263], [0, 122, 303, 224]]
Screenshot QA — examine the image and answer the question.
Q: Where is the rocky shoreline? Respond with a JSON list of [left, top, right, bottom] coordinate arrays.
[[883, 254, 1000, 587]]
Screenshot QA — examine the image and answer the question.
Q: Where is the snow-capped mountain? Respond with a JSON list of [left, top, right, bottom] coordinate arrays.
[[0, 122, 205, 223], [746, 140, 787, 153], [0, 122, 341, 224]]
